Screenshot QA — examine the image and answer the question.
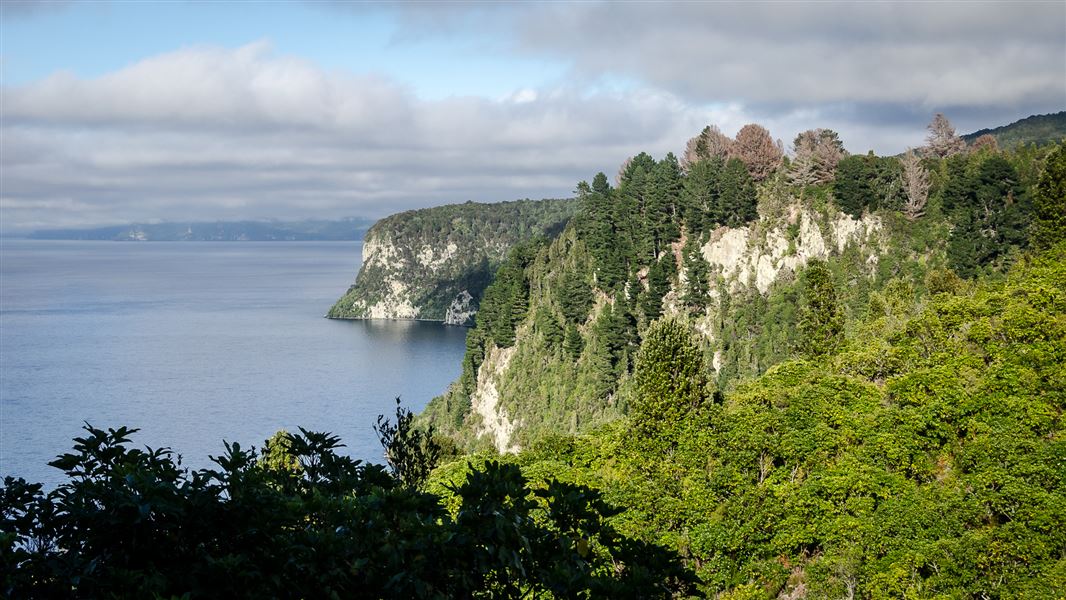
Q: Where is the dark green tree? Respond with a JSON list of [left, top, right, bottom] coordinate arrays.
[[564, 323, 584, 359], [682, 237, 710, 311], [681, 157, 724, 233], [374, 397, 441, 488], [719, 157, 758, 226], [834, 154, 876, 217], [641, 254, 675, 323], [1032, 143, 1066, 248], [631, 318, 708, 434], [558, 269, 593, 324], [797, 260, 844, 357]]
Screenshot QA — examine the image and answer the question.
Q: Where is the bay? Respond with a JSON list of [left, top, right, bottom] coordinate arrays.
[[0, 240, 468, 488]]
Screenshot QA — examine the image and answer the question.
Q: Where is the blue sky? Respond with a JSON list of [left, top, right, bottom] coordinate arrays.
[[2, 1, 1064, 231], [3, 2, 566, 99]]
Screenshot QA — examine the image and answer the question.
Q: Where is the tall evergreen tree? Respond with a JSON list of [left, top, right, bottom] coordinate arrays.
[[719, 157, 758, 227], [682, 237, 710, 312], [681, 157, 724, 233], [631, 318, 708, 436], [1032, 143, 1066, 248], [797, 260, 844, 358], [833, 154, 875, 217]]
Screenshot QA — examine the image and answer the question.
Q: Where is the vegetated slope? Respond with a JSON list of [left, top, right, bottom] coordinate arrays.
[[431, 241, 1066, 598], [423, 122, 1057, 453], [1, 423, 693, 598], [27, 218, 373, 241], [963, 110, 1066, 149], [327, 199, 576, 325]]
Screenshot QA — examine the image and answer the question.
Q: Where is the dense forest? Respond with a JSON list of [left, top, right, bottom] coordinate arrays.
[[3, 114, 1064, 598]]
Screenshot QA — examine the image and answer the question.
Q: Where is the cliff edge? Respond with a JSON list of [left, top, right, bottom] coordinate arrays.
[[327, 199, 576, 325]]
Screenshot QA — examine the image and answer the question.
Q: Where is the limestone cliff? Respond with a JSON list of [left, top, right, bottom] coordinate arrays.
[[423, 196, 935, 453], [327, 199, 576, 325]]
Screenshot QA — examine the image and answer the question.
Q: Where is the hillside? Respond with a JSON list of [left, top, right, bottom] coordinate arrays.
[[430, 241, 1066, 597], [27, 218, 373, 241], [327, 199, 576, 325], [422, 119, 1060, 454], [963, 111, 1066, 149]]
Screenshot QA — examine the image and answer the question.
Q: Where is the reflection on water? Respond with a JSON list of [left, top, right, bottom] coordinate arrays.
[[0, 240, 469, 488]]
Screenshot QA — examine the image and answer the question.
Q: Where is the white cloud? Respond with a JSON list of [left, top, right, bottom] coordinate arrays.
[[1, 42, 718, 231]]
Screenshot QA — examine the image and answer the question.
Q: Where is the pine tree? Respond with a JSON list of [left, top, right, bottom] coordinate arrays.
[[833, 155, 874, 218], [719, 157, 758, 226], [632, 318, 708, 434], [682, 237, 709, 311], [564, 324, 584, 359], [797, 260, 843, 358], [1032, 143, 1066, 248], [681, 157, 724, 233]]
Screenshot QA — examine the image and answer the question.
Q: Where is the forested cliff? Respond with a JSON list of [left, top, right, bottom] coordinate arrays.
[[327, 199, 575, 325], [422, 117, 1061, 454], [413, 116, 1066, 596]]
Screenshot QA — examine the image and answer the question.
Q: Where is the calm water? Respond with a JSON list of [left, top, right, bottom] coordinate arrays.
[[0, 240, 468, 488]]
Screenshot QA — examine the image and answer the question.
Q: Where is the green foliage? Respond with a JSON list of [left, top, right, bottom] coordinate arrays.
[[1032, 142, 1066, 248], [374, 397, 442, 488], [682, 237, 710, 311], [943, 152, 1032, 277], [797, 260, 844, 357], [631, 318, 710, 436], [512, 244, 1066, 597], [328, 198, 575, 322], [833, 153, 904, 218], [1, 423, 692, 598], [719, 158, 758, 227], [961, 110, 1066, 149]]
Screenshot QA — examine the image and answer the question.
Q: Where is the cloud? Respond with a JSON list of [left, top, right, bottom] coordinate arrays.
[[0, 1, 73, 19], [503, 2, 1065, 111], [1, 42, 719, 232], [5, 0, 1063, 234]]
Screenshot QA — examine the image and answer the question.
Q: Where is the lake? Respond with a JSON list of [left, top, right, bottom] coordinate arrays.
[[0, 240, 469, 488]]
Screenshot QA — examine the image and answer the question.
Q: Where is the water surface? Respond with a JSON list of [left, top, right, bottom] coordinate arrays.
[[0, 240, 468, 487]]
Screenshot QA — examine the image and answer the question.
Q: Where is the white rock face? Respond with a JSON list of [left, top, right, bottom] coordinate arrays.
[[471, 345, 520, 453], [348, 235, 422, 319], [417, 242, 460, 268], [365, 279, 419, 319], [700, 208, 881, 295], [444, 290, 476, 326]]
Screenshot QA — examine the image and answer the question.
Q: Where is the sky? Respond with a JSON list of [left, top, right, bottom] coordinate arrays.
[[1, 1, 1064, 233]]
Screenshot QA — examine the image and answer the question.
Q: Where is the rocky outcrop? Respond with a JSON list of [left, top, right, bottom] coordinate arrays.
[[449, 204, 888, 452], [327, 199, 576, 324], [470, 345, 521, 453], [700, 208, 882, 295]]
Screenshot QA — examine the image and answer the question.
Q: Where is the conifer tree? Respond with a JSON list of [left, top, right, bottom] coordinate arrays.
[[681, 157, 724, 233], [682, 237, 709, 311], [641, 255, 674, 323], [1032, 143, 1066, 248], [719, 158, 758, 226], [632, 318, 708, 434], [797, 260, 844, 357], [833, 154, 875, 217]]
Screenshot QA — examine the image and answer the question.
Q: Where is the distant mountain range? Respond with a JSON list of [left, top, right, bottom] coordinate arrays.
[[963, 111, 1066, 148], [27, 218, 373, 241]]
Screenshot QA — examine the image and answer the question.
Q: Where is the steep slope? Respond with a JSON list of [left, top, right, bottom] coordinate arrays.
[[327, 199, 575, 325], [423, 136, 1056, 452], [491, 242, 1066, 597]]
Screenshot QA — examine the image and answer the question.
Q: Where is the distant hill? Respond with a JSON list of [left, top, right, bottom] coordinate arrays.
[[327, 198, 577, 325], [963, 111, 1066, 148], [27, 218, 373, 241]]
